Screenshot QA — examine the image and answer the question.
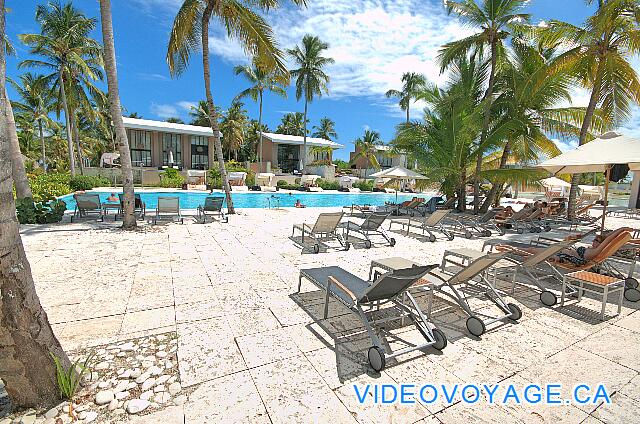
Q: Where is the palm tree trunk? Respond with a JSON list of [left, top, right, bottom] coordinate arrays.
[[38, 120, 46, 173], [0, 35, 31, 198], [480, 139, 511, 213], [99, 0, 136, 228], [258, 90, 263, 167], [567, 67, 603, 219], [69, 112, 84, 175], [302, 97, 308, 173], [58, 70, 76, 176], [406, 107, 410, 124], [474, 38, 498, 213], [0, 2, 69, 408], [202, 2, 234, 214]]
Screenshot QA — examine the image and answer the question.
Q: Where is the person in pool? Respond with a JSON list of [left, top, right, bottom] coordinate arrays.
[[295, 199, 306, 208], [106, 192, 119, 203], [496, 227, 632, 266]]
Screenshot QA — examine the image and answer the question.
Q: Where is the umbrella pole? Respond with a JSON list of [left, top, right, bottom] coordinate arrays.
[[601, 166, 610, 231]]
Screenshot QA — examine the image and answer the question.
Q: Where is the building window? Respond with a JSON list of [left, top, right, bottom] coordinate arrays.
[[129, 130, 152, 167], [162, 133, 182, 166], [377, 153, 392, 168], [191, 136, 209, 170], [313, 150, 329, 162]]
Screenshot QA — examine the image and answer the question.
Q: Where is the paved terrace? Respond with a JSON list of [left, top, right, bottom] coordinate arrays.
[[21, 208, 640, 423]]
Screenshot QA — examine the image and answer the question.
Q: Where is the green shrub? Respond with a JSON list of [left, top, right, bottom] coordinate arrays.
[[353, 180, 374, 192], [276, 180, 299, 190], [316, 178, 340, 190], [159, 168, 185, 188], [28, 173, 71, 202], [51, 351, 95, 418], [69, 175, 111, 191], [16, 197, 67, 224], [207, 162, 254, 189]]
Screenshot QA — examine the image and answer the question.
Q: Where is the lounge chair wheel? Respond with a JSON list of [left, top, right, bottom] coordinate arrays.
[[625, 288, 640, 302], [536, 227, 542, 233], [432, 328, 448, 351], [529, 227, 537, 233], [447, 233, 454, 241], [464, 231, 472, 239], [483, 230, 492, 237], [545, 225, 552, 232], [516, 228, 524, 234], [344, 242, 351, 251], [466, 316, 486, 337], [507, 303, 522, 321], [364, 240, 372, 249], [312, 245, 320, 254], [625, 277, 638, 289], [389, 238, 396, 247], [368, 346, 386, 372], [540, 290, 557, 307], [429, 235, 436, 243]]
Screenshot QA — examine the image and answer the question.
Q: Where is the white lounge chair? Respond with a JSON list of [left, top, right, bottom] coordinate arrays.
[[256, 173, 277, 192], [228, 171, 248, 191], [301, 174, 323, 192]]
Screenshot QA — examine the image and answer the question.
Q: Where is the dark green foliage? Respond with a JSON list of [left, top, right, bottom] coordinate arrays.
[[353, 180, 374, 191], [316, 178, 340, 190], [159, 168, 185, 188], [16, 197, 67, 224], [68, 175, 111, 191]]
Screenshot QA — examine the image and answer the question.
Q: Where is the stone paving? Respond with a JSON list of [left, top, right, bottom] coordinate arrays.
[[19, 207, 640, 423]]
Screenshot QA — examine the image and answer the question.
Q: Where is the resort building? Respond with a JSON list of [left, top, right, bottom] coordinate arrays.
[[255, 132, 344, 177], [349, 144, 408, 178], [121, 117, 220, 170]]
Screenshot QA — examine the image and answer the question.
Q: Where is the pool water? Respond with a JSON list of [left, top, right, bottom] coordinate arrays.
[[58, 191, 425, 211]]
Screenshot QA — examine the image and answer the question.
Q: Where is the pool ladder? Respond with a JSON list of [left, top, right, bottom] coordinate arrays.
[[267, 195, 281, 210]]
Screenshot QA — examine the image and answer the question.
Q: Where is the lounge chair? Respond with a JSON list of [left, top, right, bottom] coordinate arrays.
[[339, 212, 396, 247], [71, 193, 104, 222], [255, 173, 277, 192], [301, 174, 323, 192], [491, 231, 633, 306], [401, 252, 521, 337], [397, 198, 426, 216], [153, 196, 184, 224], [389, 209, 455, 242], [298, 263, 447, 371], [228, 172, 249, 191], [197, 196, 227, 223], [118, 193, 146, 220], [492, 207, 534, 234], [342, 204, 373, 217], [292, 212, 347, 253], [452, 210, 504, 237], [436, 197, 457, 210]]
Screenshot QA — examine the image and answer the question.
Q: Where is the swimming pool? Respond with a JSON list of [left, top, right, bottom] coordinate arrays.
[[58, 190, 426, 211]]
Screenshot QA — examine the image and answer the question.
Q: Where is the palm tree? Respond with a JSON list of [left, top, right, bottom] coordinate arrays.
[[0, 0, 70, 408], [287, 35, 334, 171], [479, 39, 609, 211], [276, 112, 307, 136], [219, 100, 248, 160], [393, 56, 486, 211], [166, 117, 185, 124], [167, 0, 305, 214], [10, 73, 57, 172], [385, 72, 427, 123], [19, 1, 103, 177], [440, 0, 531, 212], [536, 0, 640, 218], [99, 0, 137, 229], [243, 119, 269, 161], [234, 60, 287, 165], [1, 21, 32, 198], [188, 100, 212, 126], [128, 111, 143, 119], [351, 129, 382, 179], [312, 117, 337, 141]]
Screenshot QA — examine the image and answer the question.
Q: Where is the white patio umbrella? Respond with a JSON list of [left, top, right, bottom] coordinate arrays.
[[369, 166, 427, 202], [540, 177, 571, 197], [538, 131, 640, 229]]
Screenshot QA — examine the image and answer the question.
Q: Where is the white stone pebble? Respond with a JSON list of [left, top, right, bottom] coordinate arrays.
[[148, 366, 163, 376], [141, 378, 156, 391], [140, 390, 154, 401], [126, 399, 150, 414], [94, 390, 114, 405], [108, 399, 119, 411], [155, 375, 170, 386], [84, 411, 98, 423], [94, 362, 109, 371], [115, 391, 129, 400], [135, 372, 151, 384], [173, 395, 186, 405], [168, 382, 181, 396], [154, 385, 165, 393], [154, 392, 171, 404]]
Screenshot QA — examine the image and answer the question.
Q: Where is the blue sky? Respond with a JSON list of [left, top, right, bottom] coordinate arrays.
[[5, 0, 640, 161]]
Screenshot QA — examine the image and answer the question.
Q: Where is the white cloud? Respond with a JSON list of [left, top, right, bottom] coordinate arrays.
[[176, 101, 197, 111], [138, 73, 170, 81], [150, 102, 178, 118], [552, 138, 577, 153]]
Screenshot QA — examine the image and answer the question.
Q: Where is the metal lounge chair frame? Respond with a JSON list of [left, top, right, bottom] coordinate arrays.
[[340, 212, 396, 248], [453, 210, 505, 238], [492, 207, 534, 234], [491, 232, 634, 305], [292, 212, 348, 253], [71, 193, 104, 222], [389, 209, 455, 242], [153, 196, 184, 224], [197, 196, 227, 223], [298, 264, 447, 371], [117, 193, 146, 220], [425, 253, 522, 337]]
